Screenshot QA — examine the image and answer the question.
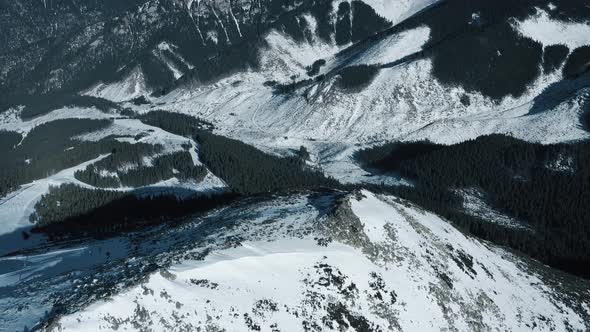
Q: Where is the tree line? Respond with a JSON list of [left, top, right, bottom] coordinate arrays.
[[31, 183, 237, 236], [137, 110, 214, 136], [75, 150, 207, 188], [20, 111, 340, 231], [136, 111, 340, 194], [356, 135, 590, 278], [195, 131, 339, 194], [0, 119, 113, 197], [18, 93, 119, 120]]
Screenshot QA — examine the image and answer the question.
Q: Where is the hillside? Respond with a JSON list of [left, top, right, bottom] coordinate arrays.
[[0, 0, 589, 331], [26, 191, 588, 331]]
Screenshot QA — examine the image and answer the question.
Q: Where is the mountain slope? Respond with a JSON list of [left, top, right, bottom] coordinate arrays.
[[49, 191, 590, 331], [1, 0, 433, 104], [140, 2, 590, 181], [0, 0, 588, 253], [0, 2, 589, 330]]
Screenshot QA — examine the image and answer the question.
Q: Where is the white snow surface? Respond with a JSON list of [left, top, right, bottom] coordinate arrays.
[[133, 172, 227, 199], [72, 1, 590, 185], [54, 190, 590, 331], [83, 67, 149, 102], [361, 0, 440, 25], [515, 9, 590, 49], [350, 26, 431, 66], [261, 30, 342, 83], [7, 9, 589, 190], [150, 46, 588, 182], [0, 106, 112, 138]]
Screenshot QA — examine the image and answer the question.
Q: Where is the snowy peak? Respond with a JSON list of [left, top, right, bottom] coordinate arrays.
[[51, 191, 590, 331]]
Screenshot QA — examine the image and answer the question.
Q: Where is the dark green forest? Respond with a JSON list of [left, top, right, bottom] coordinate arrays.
[[336, 65, 380, 91], [7, 108, 590, 281], [396, 0, 590, 99], [14, 112, 339, 233], [0, 112, 214, 196], [542, 44, 569, 74], [0, 130, 22, 151], [137, 110, 214, 136], [335, 2, 352, 46], [0, 119, 113, 196], [356, 135, 590, 278], [0, 118, 202, 198], [563, 45, 590, 79], [140, 111, 339, 194], [75, 150, 207, 188], [31, 183, 237, 236], [307, 59, 326, 76], [350, 0, 391, 43], [195, 131, 339, 194]]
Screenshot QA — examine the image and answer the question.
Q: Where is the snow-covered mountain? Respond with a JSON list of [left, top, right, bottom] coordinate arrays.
[[2, 0, 589, 186], [37, 191, 589, 331], [1, 0, 590, 330], [0, 0, 433, 100]]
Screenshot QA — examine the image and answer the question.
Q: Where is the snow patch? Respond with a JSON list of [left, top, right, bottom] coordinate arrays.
[[0, 107, 111, 138], [84, 67, 149, 102], [262, 30, 342, 82], [350, 26, 430, 66], [458, 188, 529, 230], [361, 0, 440, 25], [515, 9, 590, 49]]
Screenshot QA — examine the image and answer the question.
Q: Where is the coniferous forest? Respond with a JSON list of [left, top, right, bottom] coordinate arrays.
[[0, 119, 113, 196], [137, 110, 215, 136], [25, 112, 340, 235], [75, 150, 207, 188], [31, 183, 237, 236], [6, 109, 589, 281], [195, 131, 340, 194], [356, 135, 590, 278]]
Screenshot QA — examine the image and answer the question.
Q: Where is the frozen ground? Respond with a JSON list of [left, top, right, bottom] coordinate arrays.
[[0, 192, 336, 331]]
